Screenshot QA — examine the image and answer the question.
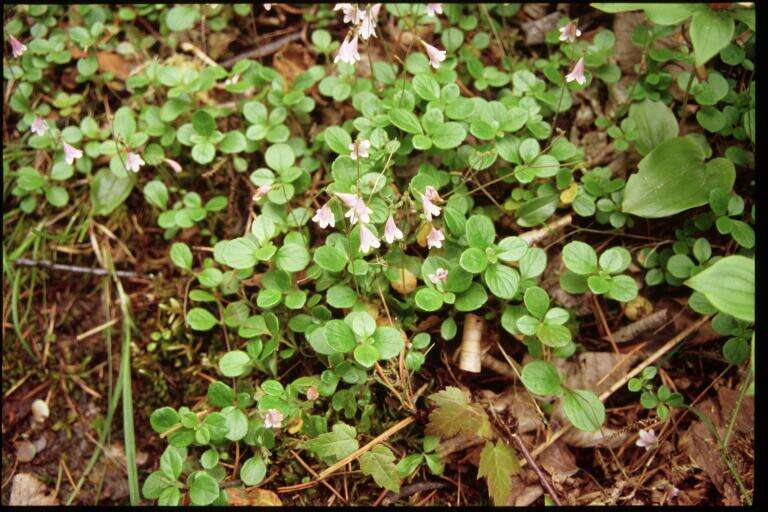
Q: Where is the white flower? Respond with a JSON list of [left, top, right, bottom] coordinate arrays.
[[10, 35, 26, 58], [336, 192, 372, 225], [426, 227, 445, 249], [359, 4, 382, 40], [125, 152, 145, 173], [383, 215, 404, 244], [558, 21, 582, 43], [421, 40, 446, 69], [426, 3, 443, 16], [359, 225, 381, 253], [635, 429, 658, 450], [334, 3, 357, 24], [334, 33, 360, 65], [29, 117, 48, 136], [428, 267, 448, 284], [349, 139, 371, 160], [252, 183, 272, 200], [565, 57, 586, 85], [62, 143, 83, 165], [422, 186, 442, 221], [312, 202, 335, 229], [164, 158, 182, 173], [264, 409, 284, 429]]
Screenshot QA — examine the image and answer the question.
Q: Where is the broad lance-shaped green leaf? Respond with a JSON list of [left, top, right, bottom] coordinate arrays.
[[690, 8, 735, 67], [684, 255, 754, 322], [622, 136, 735, 218], [477, 440, 520, 505], [359, 445, 401, 492], [628, 99, 678, 156]]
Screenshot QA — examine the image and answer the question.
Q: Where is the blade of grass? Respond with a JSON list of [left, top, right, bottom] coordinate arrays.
[[66, 276, 123, 505], [10, 268, 36, 359], [113, 267, 140, 505]]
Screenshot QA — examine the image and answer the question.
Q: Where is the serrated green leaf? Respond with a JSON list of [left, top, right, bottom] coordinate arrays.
[[360, 445, 401, 492], [306, 423, 359, 462], [477, 440, 520, 506], [426, 387, 491, 439]]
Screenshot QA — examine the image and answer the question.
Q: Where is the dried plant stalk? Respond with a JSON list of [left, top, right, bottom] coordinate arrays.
[[610, 308, 669, 343], [520, 214, 573, 245], [459, 314, 484, 373]]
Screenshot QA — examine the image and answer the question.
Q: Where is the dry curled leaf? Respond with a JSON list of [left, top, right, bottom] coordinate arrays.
[[226, 487, 282, 506], [97, 51, 133, 81]]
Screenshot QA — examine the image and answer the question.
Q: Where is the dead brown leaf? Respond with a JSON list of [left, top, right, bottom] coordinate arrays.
[[97, 51, 133, 81], [273, 43, 312, 86], [520, 11, 562, 45], [538, 440, 579, 482], [226, 487, 283, 506], [679, 385, 753, 504]]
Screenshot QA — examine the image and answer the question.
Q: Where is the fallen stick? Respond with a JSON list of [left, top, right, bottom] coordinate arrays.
[[13, 257, 140, 278], [382, 481, 448, 505], [276, 417, 416, 494], [511, 433, 562, 506], [315, 416, 416, 482], [520, 214, 573, 245], [289, 450, 346, 504], [220, 32, 303, 68], [609, 309, 669, 343]]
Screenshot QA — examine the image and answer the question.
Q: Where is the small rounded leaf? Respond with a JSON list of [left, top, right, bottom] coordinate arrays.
[[521, 360, 562, 396]]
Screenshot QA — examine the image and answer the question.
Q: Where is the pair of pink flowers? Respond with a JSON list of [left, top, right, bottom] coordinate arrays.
[[331, 193, 381, 253], [422, 186, 445, 249], [311, 193, 404, 254], [558, 21, 586, 85], [29, 115, 147, 173], [356, 214, 405, 253], [335, 3, 381, 39], [333, 3, 381, 66]]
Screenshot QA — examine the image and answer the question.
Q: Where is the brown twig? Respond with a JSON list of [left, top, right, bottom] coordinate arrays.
[[159, 409, 209, 439], [382, 481, 448, 505], [220, 31, 303, 68], [592, 295, 619, 353], [520, 215, 573, 245], [610, 309, 669, 343], [315, 416, 416, 482], [289, 450, 347, 504], [511, 433, 563, 506], [13, 258, 139, 278]]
